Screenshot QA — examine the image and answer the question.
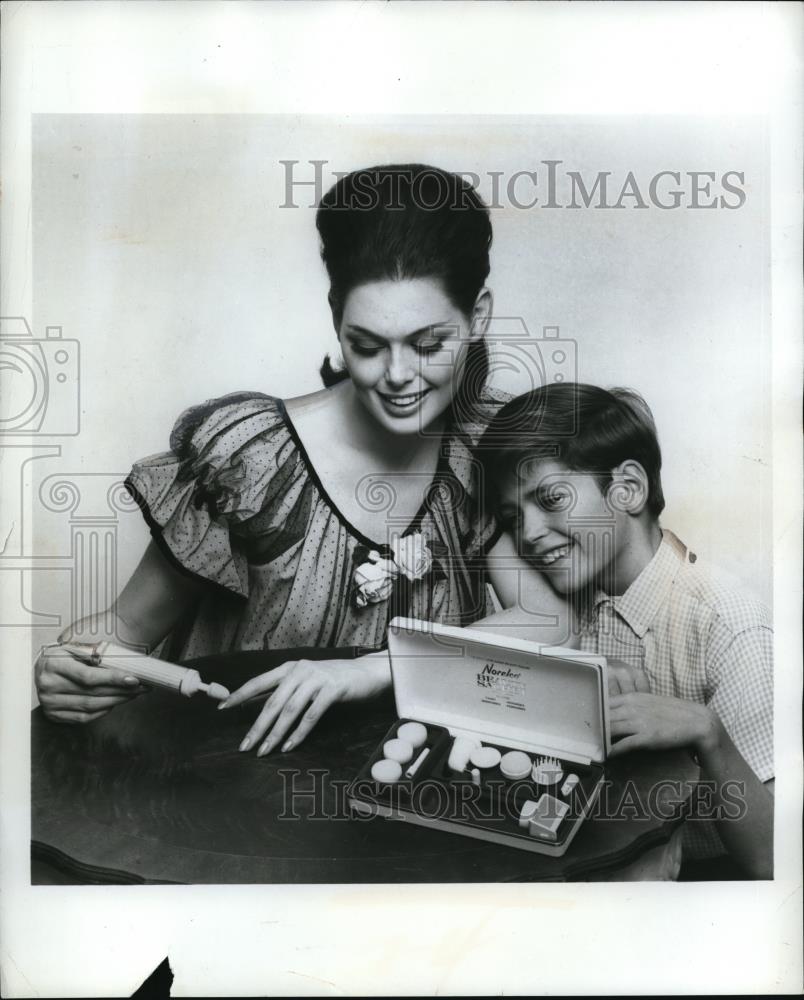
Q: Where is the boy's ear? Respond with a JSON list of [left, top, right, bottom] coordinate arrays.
[[606, 460, 650, 515], [469, 286, 493, 340]]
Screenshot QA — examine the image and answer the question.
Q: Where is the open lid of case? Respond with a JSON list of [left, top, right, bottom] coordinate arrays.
[[388, 618, 610, 765]]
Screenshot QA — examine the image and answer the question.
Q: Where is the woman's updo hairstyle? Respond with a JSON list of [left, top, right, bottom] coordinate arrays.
[[316, 164, 492, 402]]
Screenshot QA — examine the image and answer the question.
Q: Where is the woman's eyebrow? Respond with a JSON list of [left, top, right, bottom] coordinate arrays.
[[344, 323, 453, 341]]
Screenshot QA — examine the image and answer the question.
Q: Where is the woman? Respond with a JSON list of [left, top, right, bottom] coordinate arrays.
[[35, 163, 568, 756]]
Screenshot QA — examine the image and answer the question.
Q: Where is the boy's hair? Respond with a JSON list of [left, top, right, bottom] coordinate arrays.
[[477, 383, 666, 518]]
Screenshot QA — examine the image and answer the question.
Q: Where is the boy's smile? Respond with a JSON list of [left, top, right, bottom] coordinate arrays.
[[498, 458, 625, 595], [530, 541, 574, 567]]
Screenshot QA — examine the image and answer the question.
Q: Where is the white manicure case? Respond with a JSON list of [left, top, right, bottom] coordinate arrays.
[[348, 617, 611, 856]]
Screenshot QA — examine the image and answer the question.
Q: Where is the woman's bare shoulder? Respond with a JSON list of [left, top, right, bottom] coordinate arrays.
[[283, 383, 347, 419]]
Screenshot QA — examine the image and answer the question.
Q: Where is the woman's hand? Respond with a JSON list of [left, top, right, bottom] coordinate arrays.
[[608, 691, 719, 757], [35, 645, 149, 724], [219, 653, 391, 756], [35, 541, 205, 724]]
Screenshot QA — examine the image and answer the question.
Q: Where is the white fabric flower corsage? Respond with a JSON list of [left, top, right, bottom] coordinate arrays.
[[353, 552, 398, 609], [389, 532, 433, 581], [352, 532, 435, 609]]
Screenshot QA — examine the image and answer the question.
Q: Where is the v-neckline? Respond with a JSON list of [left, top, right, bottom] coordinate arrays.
[[276, 397, 449, 551]]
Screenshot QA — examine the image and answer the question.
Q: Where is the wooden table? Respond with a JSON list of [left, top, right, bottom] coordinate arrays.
[[31, 650, 698, 884]]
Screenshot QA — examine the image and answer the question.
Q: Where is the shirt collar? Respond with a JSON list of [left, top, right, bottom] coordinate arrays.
[[593, 529, 688, 637]]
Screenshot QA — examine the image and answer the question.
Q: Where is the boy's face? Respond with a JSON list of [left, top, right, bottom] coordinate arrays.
[[497, 458, 624, 595]]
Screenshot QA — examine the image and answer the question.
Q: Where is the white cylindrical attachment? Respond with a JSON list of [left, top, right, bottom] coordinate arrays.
[[447, 736, 481, 773], [397, 722, 428, 749], [405, 748, 430, 779], [177, 672, 231, 701], [205, 681, 230, 701], [178, 669, 206, 697], [561, 773, 580, 797]]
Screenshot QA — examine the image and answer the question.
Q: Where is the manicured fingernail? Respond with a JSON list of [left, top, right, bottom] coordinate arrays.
[[217, 700, 230, 710], [124, 675, 139, 685], [257, 740, 273, 757], [239, 737, 251, 752], [281, 739, 293, 752]]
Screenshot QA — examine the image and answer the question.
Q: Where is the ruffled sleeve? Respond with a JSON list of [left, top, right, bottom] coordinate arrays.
[[124, 392, 295, 597]]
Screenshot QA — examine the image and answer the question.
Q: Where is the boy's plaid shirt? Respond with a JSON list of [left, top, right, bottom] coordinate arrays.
[[578, 529, 773, 859]]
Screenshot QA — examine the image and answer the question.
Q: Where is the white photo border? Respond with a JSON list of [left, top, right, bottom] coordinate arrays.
[[1, 2, 801, 996]]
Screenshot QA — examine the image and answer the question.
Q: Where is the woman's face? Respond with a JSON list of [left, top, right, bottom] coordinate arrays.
[[338, 276, 486, 436]]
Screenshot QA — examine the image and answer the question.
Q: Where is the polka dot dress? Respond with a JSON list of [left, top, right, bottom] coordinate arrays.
[[124, 390, 507, 664]]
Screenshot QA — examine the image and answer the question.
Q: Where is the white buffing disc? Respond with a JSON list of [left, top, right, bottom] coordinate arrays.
[[397, 722, 428, 748], [383, 738, 414, 764], [500, 750, 532, 780], [469, 746, 502, 769], [371, 759, 403, 784]]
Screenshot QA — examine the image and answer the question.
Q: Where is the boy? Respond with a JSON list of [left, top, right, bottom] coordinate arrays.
[[479, 383, 773, 878]]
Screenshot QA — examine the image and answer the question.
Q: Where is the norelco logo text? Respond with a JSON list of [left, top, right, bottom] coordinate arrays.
[[476, 663, 522, 689]]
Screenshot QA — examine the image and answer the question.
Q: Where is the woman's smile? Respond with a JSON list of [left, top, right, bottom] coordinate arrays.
[[339, 276, 482, 436], [375, 387, 433, 416]]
